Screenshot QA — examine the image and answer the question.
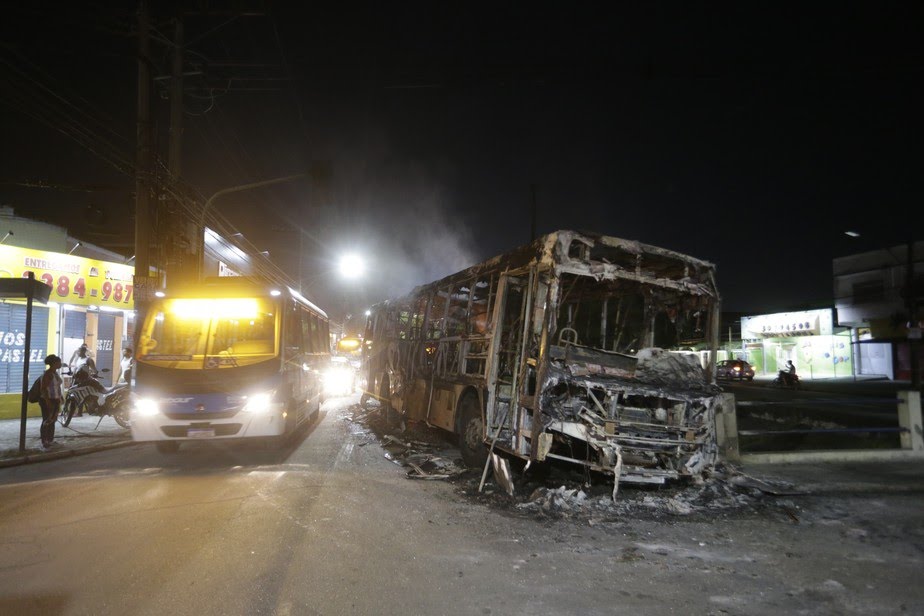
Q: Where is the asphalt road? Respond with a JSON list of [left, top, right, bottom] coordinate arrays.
[[0, 394, 921, 615]]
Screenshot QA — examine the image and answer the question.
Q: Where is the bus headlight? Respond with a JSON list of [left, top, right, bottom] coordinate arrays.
[[135, 398, 160, 417], [242, 392, 274, 414]]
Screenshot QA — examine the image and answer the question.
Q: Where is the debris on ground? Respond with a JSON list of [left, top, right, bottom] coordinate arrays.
[[347, 401, 805, 523], [513, 462, 804, 521], [490, 453, 515, 496], [348, 402, 469, 481]]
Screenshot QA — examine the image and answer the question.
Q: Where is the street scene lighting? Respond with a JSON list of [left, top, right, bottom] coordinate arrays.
[[338, 253, 366, 280]]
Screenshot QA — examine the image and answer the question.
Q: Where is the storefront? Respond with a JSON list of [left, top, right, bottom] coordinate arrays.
[[0, 244, 134, 392], [740, 308, 854, 379]]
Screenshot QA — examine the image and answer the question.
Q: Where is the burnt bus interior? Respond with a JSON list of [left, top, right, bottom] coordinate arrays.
[[363, 231, 721, 489]]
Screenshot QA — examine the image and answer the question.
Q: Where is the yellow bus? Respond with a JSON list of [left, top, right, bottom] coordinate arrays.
[[362, 230, 722, 491]]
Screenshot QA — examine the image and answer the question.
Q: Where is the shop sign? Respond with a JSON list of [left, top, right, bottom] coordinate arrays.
[[0, 331, 46, 364], [0, 245, 135, 309], [218, 261, 241, 277], [742, 309, 834, 338]]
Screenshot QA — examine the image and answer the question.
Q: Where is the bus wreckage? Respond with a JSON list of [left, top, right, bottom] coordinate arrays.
[[363, 230, 723, 497]]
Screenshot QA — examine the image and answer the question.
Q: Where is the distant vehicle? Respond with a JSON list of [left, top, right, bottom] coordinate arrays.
[[772, 371, 801, 389], [716, 359, 755, 381], [324, 356, 356, 397], [131, 277, 330, 453], [335, 336, 363, 370]]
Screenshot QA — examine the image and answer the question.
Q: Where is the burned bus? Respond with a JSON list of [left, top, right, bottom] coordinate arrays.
[[362, 230, 722, 491]]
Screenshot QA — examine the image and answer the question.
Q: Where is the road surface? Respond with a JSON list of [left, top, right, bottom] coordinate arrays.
[[0, 394, 921, 615]]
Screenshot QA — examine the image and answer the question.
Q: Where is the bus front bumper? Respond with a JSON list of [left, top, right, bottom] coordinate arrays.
[[130, 405, 287, 442]]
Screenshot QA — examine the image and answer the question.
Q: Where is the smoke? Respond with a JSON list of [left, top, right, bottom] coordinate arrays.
[[300, 136, 479, 318]]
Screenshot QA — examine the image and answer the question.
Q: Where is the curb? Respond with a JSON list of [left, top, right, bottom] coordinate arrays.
[[0, 439, 139, 469]]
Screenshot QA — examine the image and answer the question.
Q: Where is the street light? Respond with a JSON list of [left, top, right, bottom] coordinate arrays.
[[338, 253, 366, 280], [198, 173, 305, 280]]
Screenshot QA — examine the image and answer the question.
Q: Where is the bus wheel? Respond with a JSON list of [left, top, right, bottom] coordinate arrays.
[[458, 394, 488, 468], [155, 441, 180, 454]]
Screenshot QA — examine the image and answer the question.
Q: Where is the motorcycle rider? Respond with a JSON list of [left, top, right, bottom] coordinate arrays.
[[778, 360, 797, 386]]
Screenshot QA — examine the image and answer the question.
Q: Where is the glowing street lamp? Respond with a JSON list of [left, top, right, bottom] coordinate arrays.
[[338, 253, 366, 280]]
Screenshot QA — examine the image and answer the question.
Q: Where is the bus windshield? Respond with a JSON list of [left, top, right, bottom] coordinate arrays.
[[139, 297, 278, 368]]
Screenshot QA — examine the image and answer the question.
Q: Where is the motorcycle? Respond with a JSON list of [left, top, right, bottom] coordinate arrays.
[[59, 366, 133, 429], [772, 371, 801, 390]]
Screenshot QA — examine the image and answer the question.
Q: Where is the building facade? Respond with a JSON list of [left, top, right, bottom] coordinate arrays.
[[833, 240, 923, 381], [0, 208, 134, 391], [740, 308, 855, 379]]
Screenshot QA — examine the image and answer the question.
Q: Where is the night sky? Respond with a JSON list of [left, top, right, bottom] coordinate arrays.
[[1, 3, 922, 322]]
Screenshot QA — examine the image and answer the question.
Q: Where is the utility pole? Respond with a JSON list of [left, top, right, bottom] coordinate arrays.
[[168, 19, 183, 181], [133, 0, 152, 285], [132, 0, 155, 351], [167, 16, 197, 286]]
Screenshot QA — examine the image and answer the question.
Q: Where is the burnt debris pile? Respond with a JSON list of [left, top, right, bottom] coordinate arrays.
[[347, 402, 803, 522]]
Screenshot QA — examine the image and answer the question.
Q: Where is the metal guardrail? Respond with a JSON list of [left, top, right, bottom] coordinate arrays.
[[714, 391, 922, 464], [739, 427, 908, 436], [729, 391, 922, 457], [736, 397, 901, 408], [737, 397, 904, 438]]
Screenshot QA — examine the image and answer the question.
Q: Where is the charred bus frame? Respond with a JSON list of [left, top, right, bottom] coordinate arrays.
[[363, 230, 722, 490]]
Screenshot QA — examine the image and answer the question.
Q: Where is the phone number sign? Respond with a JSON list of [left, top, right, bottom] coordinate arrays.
[[0, 245, 135, 309]]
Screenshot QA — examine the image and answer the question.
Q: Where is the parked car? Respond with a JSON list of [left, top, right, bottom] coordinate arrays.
[[716, 359, 755, 381]]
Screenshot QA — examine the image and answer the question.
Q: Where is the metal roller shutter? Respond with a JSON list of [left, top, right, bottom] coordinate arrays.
[[0, 303, 50, 394], [96, 313, 116, 387], [63, 309, 86, 339]]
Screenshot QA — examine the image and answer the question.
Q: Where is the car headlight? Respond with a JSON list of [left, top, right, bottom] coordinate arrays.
[[134, 398, 160, 417], [242, 392, 274, 414]]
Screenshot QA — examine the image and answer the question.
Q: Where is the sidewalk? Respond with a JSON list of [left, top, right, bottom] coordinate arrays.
[[0, 415, 135, 467]]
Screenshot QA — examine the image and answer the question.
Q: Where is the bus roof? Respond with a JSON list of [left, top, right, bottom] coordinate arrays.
[[161, 276, 328, 319], [392, 230, 717, 303]]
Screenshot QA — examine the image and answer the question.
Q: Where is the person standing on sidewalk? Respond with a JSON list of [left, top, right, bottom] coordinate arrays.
[[39, 354, 63, 448], [117, 347, 134, 385]]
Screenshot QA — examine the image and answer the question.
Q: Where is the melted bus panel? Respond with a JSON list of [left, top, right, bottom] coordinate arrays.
[[363, 231, 721, 489]]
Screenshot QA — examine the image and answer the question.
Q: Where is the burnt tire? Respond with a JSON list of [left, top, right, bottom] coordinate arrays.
[[458, 394, 488, 469], [155, 441, 180, 454]]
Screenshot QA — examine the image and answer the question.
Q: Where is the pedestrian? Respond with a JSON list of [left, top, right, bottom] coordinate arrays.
[[38, 354, 64, 448], [70, 344, 96, 377], [118, 347, 134, 385]]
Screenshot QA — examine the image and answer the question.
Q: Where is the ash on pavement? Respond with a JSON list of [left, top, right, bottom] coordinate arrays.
[[344, 401, 804, 525]]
